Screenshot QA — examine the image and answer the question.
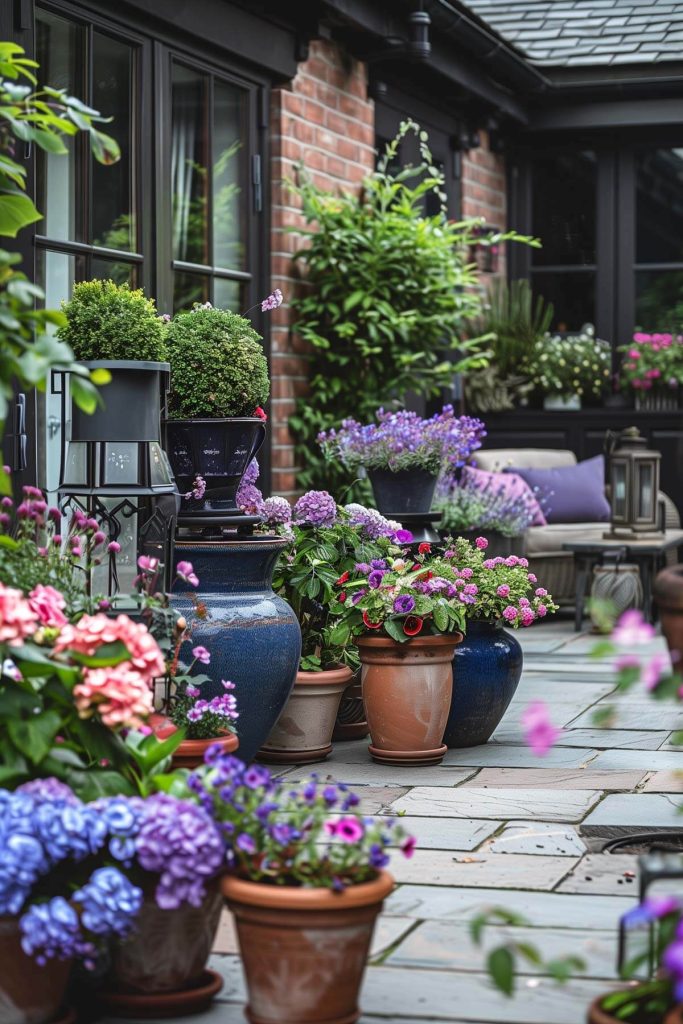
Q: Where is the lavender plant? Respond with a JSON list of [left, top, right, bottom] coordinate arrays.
[[436, 474, 541, 537]]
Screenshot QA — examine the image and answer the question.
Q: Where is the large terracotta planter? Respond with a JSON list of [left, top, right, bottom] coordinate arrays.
[[258, 665, 353, 764], [666, 1006, 683, 1024], [150, 713, 239, 769], [99, 883, 223, 1016], [0, 916, 72, 1024], [333, 674, 369, 742], [358, 633, 462, 766], [222, 870, 394, 1024], [654, 565, 683, 673]]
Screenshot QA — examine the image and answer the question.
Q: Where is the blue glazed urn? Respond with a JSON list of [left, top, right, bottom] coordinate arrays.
[[444, 619, 523, 748], [171, 538, 301, 764]]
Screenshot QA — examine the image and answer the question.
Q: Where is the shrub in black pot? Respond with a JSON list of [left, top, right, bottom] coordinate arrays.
[[58, 279, 169, 442], [164, 303, 271, 516]]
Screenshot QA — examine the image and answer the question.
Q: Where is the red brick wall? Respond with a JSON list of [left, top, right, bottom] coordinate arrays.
[[269, 39, 375, 496], [461, 129, 507, 277]]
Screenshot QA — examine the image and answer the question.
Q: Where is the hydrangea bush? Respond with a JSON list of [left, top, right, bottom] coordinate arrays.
[[186, 749, 415, 889], [318, 406, 486, 475]]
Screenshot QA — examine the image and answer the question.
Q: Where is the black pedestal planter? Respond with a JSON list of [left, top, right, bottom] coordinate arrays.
[[368, 468, 438, 516], [70, 361, 170, 442], [164, 418, 266, 517]]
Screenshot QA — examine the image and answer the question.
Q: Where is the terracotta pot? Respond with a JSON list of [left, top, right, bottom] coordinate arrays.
[[150, 713, 239, 769], [654, 566, 683, 674], [258, 666, 352, 764], [103, 883, 223, 998], [222, 870, 394, 1024], [666, 1006, 683, 1024], [333, 675, 369, 742], [0, 916, 72, 1024], [358, 633, 462, 766]]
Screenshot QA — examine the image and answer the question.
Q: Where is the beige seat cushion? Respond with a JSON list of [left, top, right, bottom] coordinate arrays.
[[526, 522, 608, 556], [474, 448, 577, 472]]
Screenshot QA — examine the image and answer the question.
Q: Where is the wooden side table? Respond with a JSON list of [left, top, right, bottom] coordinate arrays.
[[563, 530, 683, 630]]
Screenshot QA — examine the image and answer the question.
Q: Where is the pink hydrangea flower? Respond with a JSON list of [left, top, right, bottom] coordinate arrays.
[[536, 603, 548, 617], [55, 614, 165, 683], [74, 663, 154, 729], [28, 585, 67, 629], [0, 583, 38, 646], [475, 536, 488, 550], [521, 700, 560, 756], [502, 606, 518, 622], [496, 584, 510, 597], [535, 588, 548, 597]]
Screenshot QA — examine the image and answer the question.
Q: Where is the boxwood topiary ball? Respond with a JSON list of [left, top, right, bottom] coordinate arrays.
[[166, 306, 270, 419], [58, 279, 168, 362]]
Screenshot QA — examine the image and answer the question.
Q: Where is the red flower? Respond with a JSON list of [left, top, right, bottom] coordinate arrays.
[[254, 407, 268, 421], [336, 571, 350, 587], [403, 616, 424, 636], [418, 542, 431, 555], [362, 610, 382, 630], [339, 591, 347, 603], [411, 563, 421, 572]]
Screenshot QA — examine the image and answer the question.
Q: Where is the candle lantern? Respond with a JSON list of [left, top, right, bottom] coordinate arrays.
[[607, 427, 662, 538]]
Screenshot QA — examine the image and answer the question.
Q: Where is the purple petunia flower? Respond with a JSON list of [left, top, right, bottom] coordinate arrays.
[[393, 594, 416, 614], [368, 570, 386, 589]]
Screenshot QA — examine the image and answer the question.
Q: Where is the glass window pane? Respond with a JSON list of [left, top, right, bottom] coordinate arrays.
[[174, 271, 209, 313], [92, 32, 135, 252], [172, 64, 209, 265], [213, 80, 247, 271], [531, 272, 595, 333], [90, 258, 137, 287], [635, 269, 683, 332], [612, 463, 627, 518], [531, 151, 597, 267], [213, 277, 242, 311], [636, 149, 683, 264], [36, 11, 82, 243], [638, 463, 654, 520]]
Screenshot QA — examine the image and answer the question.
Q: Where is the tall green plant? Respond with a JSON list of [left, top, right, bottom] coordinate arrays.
[[288, 120, 538, 493], [0, 41, 120, 490]]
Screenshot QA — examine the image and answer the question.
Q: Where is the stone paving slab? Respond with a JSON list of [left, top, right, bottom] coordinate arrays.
[[641, 770, 683, 792], [462, 768, 645, 790], [388, 787, 603, 822], [355, 785, 411, 813], [486, 821, 587, 856], [442, 746, 599, 769], [554, 729, 669, 750], [557, 854, 640, 895], [571, 704, 683, 730], [386, 920, 618, 978], [376, 816, 501, 851], [582, 793, 682, 834], [589, 749, 683, 771], [385, 885, 636, 929], [389, 850, 577, 890], [279, 762, 478, 787]]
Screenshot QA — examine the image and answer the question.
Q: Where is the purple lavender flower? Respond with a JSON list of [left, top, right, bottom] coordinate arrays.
[[394, 595, 416, 614], [293, 490, 337, 527]]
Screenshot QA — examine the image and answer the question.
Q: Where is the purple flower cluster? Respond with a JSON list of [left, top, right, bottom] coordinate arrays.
[[261, 288, 283, 312], [438, 472, 545, 537], [293, 490, 337, 527], [343, 503, 404, 541], [187, 683, 239, 725], [235, 458, 265, 515], [318, 406, 486, 474], [262, 495, 292, 526]]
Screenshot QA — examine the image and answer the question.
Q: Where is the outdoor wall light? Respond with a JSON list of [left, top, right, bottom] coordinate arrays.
[[606, 427, 663, 539]]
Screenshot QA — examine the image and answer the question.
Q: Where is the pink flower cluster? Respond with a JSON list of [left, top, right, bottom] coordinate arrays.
[[521, 701, 560, 757], [28, 585, 67, 629], [0, 583, 38, 646], [55, 614, 165, 681], [621, 333, 683, 392]]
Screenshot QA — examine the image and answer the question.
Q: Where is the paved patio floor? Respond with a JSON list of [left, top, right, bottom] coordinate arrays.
[[108, 620, 683, 1024]]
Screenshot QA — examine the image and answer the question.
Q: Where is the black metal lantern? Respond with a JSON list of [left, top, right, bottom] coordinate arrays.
[[607, 427, 662, 538]]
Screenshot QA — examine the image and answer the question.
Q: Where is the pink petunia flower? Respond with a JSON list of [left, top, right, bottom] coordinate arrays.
[[612, 609, 655, 647], [521, 701, 560, 756]]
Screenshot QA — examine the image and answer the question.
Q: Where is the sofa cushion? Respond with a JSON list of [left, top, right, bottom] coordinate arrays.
[[508, 455, 611, 524], [526, 522, 609, 556], [474, 448, 577, 472], [461, 465, 547, 527]]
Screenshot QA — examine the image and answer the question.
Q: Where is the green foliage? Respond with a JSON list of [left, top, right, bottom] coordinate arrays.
[[166, 305, 270, 418], [57, 279, 168, 362], [288, 120, 539, 492], [0, 41, 121, 488]]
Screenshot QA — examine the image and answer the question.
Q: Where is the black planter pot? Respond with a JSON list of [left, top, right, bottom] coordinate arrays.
[[368, 468, 438, 516], [163, 418, 266, 517], [70, 361, 170, 443], [456, 530, 527, 560]]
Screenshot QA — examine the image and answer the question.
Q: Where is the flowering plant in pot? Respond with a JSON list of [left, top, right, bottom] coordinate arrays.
[[530, 325, 611, 411], [258, 492, 408, 764], [164, 294, 279, 518], [437, 537, 558, 747], [619, 332, 683, 412], [318, 405, 486, 516], [338, 545, 467, 764], [185, 749, 415, 1024]]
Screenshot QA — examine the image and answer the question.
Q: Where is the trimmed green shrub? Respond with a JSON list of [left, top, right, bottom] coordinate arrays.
[[58, 279, 168, 362], [166, 305, 270, 418]]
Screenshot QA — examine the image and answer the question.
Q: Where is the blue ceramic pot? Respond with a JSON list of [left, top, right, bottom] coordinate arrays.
[[171, 539, 301, 763], [444, 619, 523, 748]]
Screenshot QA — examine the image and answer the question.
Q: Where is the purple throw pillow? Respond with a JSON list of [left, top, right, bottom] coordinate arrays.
[[506, 456, 610, 524]]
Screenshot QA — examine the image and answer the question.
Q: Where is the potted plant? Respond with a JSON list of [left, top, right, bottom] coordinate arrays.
[[185, 750, 415, 1024], [437, 537, 558, 748], [530, 324, 611, 411], [258, 495, 406, 763], [318, 405, 486, 516], [164, 296, 278, 518], [338, 546, 466, 764], [57, 279, 170, 443], [0, 778, 144, 1024], [619, 332, 683, 412]]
